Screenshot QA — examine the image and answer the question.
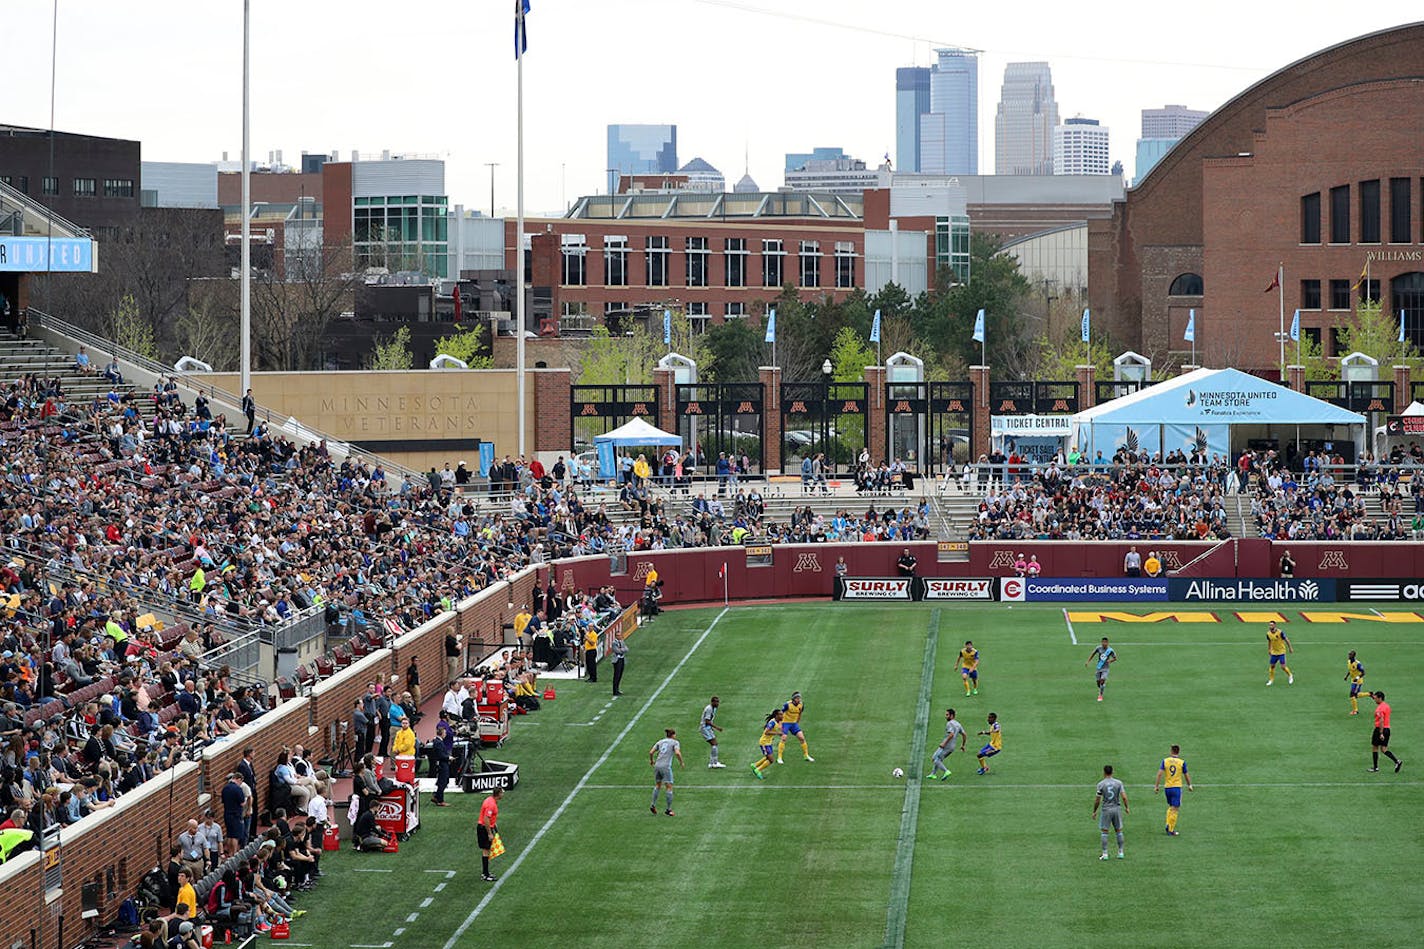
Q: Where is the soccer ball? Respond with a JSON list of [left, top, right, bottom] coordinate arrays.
[[892, 767, 905, 779]]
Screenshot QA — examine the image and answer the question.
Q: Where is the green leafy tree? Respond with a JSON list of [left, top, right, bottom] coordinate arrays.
[[1031, 328, 1115, 380], [913, 236, 1033, 376], [827, 326, 875, 382], [573, 310, 707, 385], [1337, 298, 1418, 371], [105, 293, 159, 359], [368, 325, 414, 370], [703, 317, 761, 382], [431, 323, 494, 369]]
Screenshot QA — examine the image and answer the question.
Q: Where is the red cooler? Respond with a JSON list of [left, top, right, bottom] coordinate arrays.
[[394, 755, 416, 784], [373, 757, 384, 781], [484, 680, 505, 705]]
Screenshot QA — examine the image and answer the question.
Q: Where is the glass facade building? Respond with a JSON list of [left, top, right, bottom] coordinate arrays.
[[922, 49, 978, 175], [895, 68, 931, 173], [935, 215, 971, 284], [606, 124, 678, 192], [354, 195, 449, 277]]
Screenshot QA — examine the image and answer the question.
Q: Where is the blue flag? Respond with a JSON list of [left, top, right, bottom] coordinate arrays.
[[1289, 309, 1300, 342], [972, 308, 985, 344], [1080, 308, 1091, 343], [515, 0, 530, 59], [1183, 308, 1195, 343], [1400, 309, 1407, 344], [764, 308, 776, 343], [663, 309, 672, 346], [870, 309, 881, 343]]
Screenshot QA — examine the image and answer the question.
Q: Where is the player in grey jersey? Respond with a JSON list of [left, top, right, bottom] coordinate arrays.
[[649, 729, 683, 816], [701, 696, 725, 767], [1091, 764, 1130, 860], [927, 708, 966, 781]]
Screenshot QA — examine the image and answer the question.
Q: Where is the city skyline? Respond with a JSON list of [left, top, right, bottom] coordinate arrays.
[[5, 1, 1415, 216]]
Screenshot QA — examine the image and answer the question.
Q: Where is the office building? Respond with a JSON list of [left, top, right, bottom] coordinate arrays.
[[140, 161, 218, 209], [1141, 104, 1209, 140], [784, 155, 886, 194], [606, 124, 677, 194], [0, 125, 140, 235], [1134, 105, 1208, 182], [784, 147, 846, 172], [895, 67, 931, 173], [920, 49, 978, 175], [678, 158, 724, 193], [994, 62, 1059, 176], [1053, 118, 1110, 176]]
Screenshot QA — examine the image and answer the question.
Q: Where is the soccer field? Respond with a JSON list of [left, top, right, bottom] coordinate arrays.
[[300, 602, 1424, 949]]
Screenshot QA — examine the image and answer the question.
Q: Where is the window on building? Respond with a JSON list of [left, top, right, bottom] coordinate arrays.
[[799, 241, 820, 288], [1359, 179, 1381, 244], [42, 176, 58, 196], [686, 302, 710, 333], [724, 302, 746, 319], [1300, 279, 1321, 310], [761, 239, 784, 288], [15, 176, 28, 194], [646, 236, 669, 287], [605, 301, 628, 326], [560, 234, 587, 286], [102, 178, 134, 198], [725, 238, 746, 288], [604, 236, 628, 287], [1390, 178, 1411, 244], [1359, 279, 1380, 304], [561, 301, 588, 318], [1300, 192, 1321, 244], [1168, 273, 1203, 296], [73, 178, 96, 197], [834, 241, 856, 289], [1329, 327, 1345, 357], [1302, 326, 1322, 353], [685, 237, 708, 288], [1329, 185, 1350, 243], [1329, 279, 1350, 310]]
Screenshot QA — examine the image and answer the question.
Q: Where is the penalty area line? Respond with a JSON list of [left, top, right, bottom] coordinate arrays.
[[440, 607, 730, 949], [1063, 607, 1077, 645]]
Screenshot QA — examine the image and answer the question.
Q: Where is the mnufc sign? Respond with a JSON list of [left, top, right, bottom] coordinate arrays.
[[1169, 578, 1336, 602]]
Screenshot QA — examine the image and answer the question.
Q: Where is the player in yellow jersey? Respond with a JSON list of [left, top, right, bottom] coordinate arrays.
[[975, 712, 1001, 775], [775, 692, 814, 764], [512, 605, 532, 645], [958, 641, 980, 696], [751, 710, 783, 780], [1344, 650, 1366, 715], [1265, 620, 1293, 686], [1152, 743, 1193, 835]]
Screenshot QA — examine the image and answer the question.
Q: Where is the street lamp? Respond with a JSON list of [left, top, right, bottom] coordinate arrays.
[[822, 358, 833, 476]]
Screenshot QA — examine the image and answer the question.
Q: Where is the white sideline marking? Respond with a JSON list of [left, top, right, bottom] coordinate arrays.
[[406, 912, 419, 922], [1370, 607, 1385, 617], [433, 882, 447, 892], [1107, 641, 1424, 647], [578, 780, 1423, 791], [1063, 607, 1077, 645], [393, 928, 406, 937], [422, 870, 458, 878], [441, 607, 732, 949], [353, 868, 393, 873], [419, 897, 434, 908], [351, 943, 393, 948]]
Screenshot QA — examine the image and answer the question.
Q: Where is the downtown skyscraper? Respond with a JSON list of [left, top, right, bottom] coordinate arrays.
[[994, 62, 1059, 175], [899, 49, 978, 176]]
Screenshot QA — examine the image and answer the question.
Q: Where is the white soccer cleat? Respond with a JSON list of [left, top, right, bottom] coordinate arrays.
[[1266, 679, 1273, 686], [1099, 853, 1109, 860], [1288, 675, 1294, 685], [804, 756, 815, 762], [710, 762, 726, 768]]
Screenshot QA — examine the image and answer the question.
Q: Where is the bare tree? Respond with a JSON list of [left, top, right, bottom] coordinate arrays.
[[249, 241, 355, 370]]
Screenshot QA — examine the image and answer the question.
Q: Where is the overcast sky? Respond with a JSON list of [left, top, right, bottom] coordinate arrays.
[[7, 2, 1416, 216]]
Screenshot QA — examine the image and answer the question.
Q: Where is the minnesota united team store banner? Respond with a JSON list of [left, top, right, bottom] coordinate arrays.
[[1168, 578, 1336, 602]]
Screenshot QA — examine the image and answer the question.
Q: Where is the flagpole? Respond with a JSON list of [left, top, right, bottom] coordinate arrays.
[[515, 21, 527, 457], [1277, 263, 1285, 382], [239, 0, 251, 396]]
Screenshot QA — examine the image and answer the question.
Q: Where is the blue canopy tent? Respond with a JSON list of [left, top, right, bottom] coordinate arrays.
[[593, 418, 683, 478], [1070, 367, 1366, 461]]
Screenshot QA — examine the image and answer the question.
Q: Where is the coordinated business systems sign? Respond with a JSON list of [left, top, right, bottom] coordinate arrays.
[[1169, 578, 1335, 602], [0, 236, 96, 273], [1022, 578, 1169, 602]]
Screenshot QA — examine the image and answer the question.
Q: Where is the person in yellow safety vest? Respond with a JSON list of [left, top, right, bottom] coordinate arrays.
[[104, 616, 127, 646], [0, 828, 36, 864], [731, 524, 748, 544], [391, 719, 416, 758], [188, 566, 206, 603], [644, 567, 659, 589]]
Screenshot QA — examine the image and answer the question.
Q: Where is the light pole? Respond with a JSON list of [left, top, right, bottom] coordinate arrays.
[[483, 162, 499, 218], [822, 357, 833, 476]]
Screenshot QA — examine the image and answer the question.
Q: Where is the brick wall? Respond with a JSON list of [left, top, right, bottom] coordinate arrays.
[[0, 850, 46, 947], [533, 368, 572, 453], [201, 697, 315, 818]]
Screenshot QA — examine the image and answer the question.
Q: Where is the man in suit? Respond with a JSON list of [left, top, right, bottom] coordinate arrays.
[[237, 747, 258, 839], [241, 389, 256, 435]]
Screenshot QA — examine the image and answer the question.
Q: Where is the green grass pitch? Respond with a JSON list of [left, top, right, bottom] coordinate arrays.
[[298, 602, 1424, 948]]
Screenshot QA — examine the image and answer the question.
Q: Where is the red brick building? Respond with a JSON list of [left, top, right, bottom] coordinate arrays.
[[1089, 23, 1424, 373]]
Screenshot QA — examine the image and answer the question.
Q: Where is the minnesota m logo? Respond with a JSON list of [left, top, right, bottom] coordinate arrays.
[[793, 553, 821, 573], [988, 550, 1014, 569], [1318, 550, 1349, 570]]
